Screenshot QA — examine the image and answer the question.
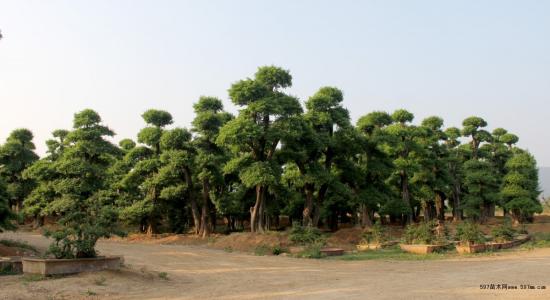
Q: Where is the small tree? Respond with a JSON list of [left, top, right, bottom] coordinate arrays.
[[0, 129, 39, 213], [43, 109, 122, 258], [500, 150, 542, 224]]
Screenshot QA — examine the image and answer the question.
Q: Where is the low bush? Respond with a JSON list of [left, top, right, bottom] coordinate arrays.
[[296, 242, 325, 259], [491, 219, 517, 242], [361, 221, 387, 245], [289, 225, 324, 245], [402, 221, 438, 245], [455, 221, 486, 245]]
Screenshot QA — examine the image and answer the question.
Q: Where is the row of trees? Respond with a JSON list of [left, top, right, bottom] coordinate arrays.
[[0, 66, 542, 240]]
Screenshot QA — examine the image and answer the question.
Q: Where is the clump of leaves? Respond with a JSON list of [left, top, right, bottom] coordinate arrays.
[[491, 219, 517, 242], [271, 245, 287, 255], [289, 225, 324, 245], [0, 264, 18, 276], [158, 272, 169, 280], [402, 221, 439, 245], [455, 221, 486, 245], [360, 221, 387, 245]]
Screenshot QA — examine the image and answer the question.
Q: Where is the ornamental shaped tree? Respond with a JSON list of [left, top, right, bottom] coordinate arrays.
[[22, 130, 69, 227], [217, 66, 302, 232], [501, 150, 542, 224], [191, 96, 232, 236], [413, 116, 451, 222], [384, 109, 423, 224], [355, 111, 394, 227], [119, 109, 174, 234], [0, 129, 39, 213], [461, 116, 499, 222], [43, 109, 122, 258], [444, 127, 466, 221]]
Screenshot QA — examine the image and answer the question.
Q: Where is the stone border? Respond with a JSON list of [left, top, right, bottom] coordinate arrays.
[[399, 244, 449, 254], [22, 256, 123, 275]]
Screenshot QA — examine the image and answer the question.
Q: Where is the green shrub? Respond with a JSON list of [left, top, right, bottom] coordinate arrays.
[[361, 221, 387, 244], [402, 221, 438, 245], [296, 242, 325, 259], [491, 219, 516, 242], [455, 221, 486, 245], [289, 225, 323, 245], [271, 245, 286, 255]]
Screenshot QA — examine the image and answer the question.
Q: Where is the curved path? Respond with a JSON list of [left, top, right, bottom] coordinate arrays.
[[1, 232, 549, 299]]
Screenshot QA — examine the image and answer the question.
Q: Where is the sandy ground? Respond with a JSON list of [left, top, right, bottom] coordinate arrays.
[[1, 232, 550, 300]]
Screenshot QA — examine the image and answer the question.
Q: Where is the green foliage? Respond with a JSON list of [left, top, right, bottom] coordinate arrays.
[[501, 151, 542, 223], [361, 221, 387, 244], [289, 225, 324, 245], [455, 221, 486, 244], [491, 219, 516, 242], [402, 221, 438, 245], [296, 242, 326, 259], [0, 178, 15, 231], [158, 272, 169, 280]]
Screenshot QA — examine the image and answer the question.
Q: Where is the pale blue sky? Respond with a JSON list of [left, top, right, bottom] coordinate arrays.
[[1, 1, 549, 165]]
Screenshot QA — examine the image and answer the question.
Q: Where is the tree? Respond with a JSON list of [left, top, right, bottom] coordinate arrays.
[[413, 116, 451, 222], [384, 109, 423, 224], [444, 127, 465, 221], [42, 109, 122, 258], [118, 109, 176, 234], [217, 66, 302, 232], [0, 129, 39, 213], [501, 150, 542, 224], [0, 177, 15, 231], [22, 129, 69, 227], [461, 116, 499, 222], [355, 111, 393, 227], [191, 96, 232, 236]]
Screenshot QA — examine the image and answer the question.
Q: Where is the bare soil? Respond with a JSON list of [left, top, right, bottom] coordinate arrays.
[[1, 231, 550, 300]]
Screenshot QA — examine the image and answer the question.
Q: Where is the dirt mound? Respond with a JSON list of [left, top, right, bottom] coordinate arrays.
[[107, 233, 212, 246], [0, 244, 19, 256], [326, 227, 364, 250], [210, 232, 289, 253]]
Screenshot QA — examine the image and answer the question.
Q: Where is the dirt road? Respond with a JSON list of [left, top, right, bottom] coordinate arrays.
[[1, 232, 550, 300]]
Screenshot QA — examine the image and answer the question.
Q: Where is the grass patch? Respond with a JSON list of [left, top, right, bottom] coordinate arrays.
[[0, 239, 38, 253], [223, 246, 233, 253], [158, 272, 169, 280], [520, 232, 550, 249], [332, 245, 448, 261], [21, 274, 47, 282], [295, 242, 325, 259], [254, 244, 270, 256], [93, 275, 107, 286]]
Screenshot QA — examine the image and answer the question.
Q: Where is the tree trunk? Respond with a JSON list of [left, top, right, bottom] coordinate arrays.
[[360, 204, 373, 228], [401, 173, 413, 224], [250, 185, 264, 233], [200, 180, 211, 237], [303, 184, 315, 226], [435, 193, 445, 222], [183, 167, 201, 234], [452, 183, 462, 221], [313, 184, 328, 227]]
